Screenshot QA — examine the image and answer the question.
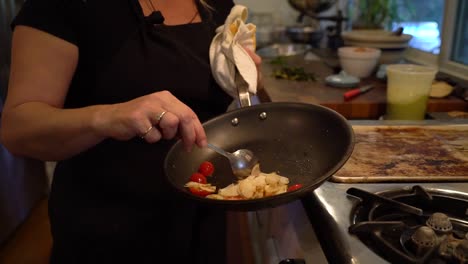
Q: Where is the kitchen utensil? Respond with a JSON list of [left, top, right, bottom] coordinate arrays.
[[206, 143, 259, 179], [288, 0, 336, 18], [325, 71, 360, 88], [343, 85, 374, 101], [256, 43, 312, 59], [285, 24, 324, 47], [164, 102, 354, 211], [234, 66, 251, 108], [341, 30, 412, 45]]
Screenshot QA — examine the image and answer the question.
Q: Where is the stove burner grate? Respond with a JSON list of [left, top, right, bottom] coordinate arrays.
[[348, 185, 468, 264]]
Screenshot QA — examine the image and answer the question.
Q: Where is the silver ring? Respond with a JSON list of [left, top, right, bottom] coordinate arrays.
[[155, 111, 167, 123], [140, 126, 153, 139]]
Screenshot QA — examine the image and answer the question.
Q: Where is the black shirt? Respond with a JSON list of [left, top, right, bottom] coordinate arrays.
[[12, 0, 234, 262]]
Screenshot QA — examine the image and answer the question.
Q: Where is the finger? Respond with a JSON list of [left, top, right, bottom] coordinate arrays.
[[138, 123, 153, 139], [157, 111, 179, 140], [243, 46, 262, 66], [143, 126, 162, 143], [193, 119, 207, 148], [242, 46, 264, 89], [138, 117, 162, 143], [177, 114, 197, 152], [153, 91, 200, 151]]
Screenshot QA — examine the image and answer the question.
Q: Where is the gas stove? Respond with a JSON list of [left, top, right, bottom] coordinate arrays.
[[300, 120, 468, 264], [245, 120, 467, 264], [302, 182, 468, 264], [348, 185, 468, 264]]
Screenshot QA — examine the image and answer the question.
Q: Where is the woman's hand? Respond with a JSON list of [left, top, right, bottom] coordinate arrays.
[[243, 47, 264, 91], [2, 26, 205, 160], [95, 91, 206, 152]]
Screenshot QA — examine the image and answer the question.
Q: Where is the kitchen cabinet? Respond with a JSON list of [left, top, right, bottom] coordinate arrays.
[[260, 51, 467, 120], [241, 201, 327, 264]]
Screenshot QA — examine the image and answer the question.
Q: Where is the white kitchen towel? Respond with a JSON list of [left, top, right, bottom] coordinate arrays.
[[209, 5, 257, 98]]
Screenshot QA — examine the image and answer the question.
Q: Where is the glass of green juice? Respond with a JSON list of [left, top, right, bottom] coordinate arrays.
[[385, 64, 438, 120]]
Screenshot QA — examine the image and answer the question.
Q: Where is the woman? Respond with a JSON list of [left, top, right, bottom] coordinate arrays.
[[1, 0, 262, 263]]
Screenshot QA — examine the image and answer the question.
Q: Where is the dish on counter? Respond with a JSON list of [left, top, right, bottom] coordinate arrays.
[[256, 43, 312, 58], [341, 30, 411, 64], [325, 70, 360, 88], [342, 29, 412, 45], [430, 81, 454, 98], [338, 46, 381, 78]]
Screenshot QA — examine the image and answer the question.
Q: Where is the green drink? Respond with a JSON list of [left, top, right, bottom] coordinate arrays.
[[386, 95, 429, 120], [385, 64, 437, 120]]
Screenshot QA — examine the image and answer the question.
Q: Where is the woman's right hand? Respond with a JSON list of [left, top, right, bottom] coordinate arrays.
[[95, 90, 207, 152], [2, 26, 205, 160]]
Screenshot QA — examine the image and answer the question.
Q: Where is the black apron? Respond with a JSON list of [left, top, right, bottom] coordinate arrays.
[[48, 1, 233, 263]]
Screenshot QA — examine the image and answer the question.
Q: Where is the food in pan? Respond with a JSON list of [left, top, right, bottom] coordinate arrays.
[[184, 161, 302, 200], [185, 181, 216, 197], [189, 172, 207, 184], [198, 161, 214, 177]]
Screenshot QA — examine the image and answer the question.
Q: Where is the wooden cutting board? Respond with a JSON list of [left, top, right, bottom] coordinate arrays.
[[331, 125, 468, 183]]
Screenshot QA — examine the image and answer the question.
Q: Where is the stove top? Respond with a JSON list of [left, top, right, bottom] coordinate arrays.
[[300, 120, 468, 264], [348, 185, 468, 263], [302, 182, 468, 264]]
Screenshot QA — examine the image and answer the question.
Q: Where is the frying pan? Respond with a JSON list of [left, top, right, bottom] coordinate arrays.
[[164, 102, 354, 211]]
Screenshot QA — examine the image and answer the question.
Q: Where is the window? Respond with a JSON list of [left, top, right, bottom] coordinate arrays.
[[394, 0, 468, 81], [449, 0, 468, 65], [392, 0, 444, 54], [439, 0, 468, 80]]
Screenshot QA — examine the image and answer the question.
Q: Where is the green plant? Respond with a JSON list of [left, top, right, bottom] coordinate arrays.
[[352, 0, 408, 29], [269, 57, 317, 82]]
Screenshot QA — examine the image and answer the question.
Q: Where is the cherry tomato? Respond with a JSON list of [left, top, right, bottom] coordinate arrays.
[[198, 161, 215, 177], [190, 172, 207, 184], [189, 187, 212, 197], [288, 184, 303, 192]]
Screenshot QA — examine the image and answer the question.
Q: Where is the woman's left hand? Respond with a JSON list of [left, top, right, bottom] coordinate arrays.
[[243, 47, 264, 91]]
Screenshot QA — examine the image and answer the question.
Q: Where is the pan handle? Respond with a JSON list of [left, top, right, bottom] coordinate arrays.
[[235, 66, 252, 108]]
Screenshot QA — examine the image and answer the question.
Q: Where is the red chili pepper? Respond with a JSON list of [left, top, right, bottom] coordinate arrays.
[[288, 184, 303, 192]]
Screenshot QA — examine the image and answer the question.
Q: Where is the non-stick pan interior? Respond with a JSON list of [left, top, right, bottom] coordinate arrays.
[[164, 102, 354, 210]]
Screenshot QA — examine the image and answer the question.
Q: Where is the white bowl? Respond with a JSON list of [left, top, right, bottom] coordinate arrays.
[[342, 30, 412, 64], [338, 47, 382, 78]]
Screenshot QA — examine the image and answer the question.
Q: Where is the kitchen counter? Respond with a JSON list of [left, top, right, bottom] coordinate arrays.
[[295, 119, 468, 264], [260, 51, 467, 119]]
